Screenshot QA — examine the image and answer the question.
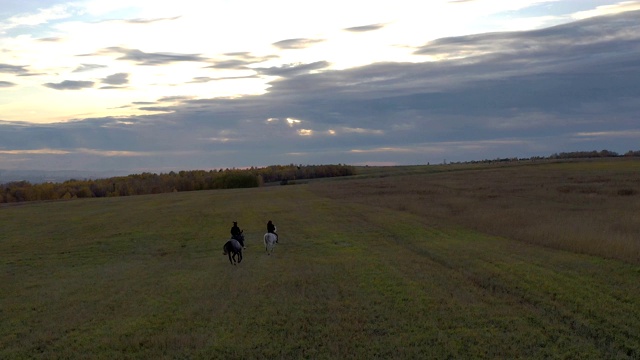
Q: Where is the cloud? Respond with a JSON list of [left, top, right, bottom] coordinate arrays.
[[43, 80, 95, 90], [573, 130, 640, 139], [75, 148, 155, 157], [2, 10, 640, 172], [0, 81, 16, 88], [122, 16, 181, 24], [415, 9, 640, 60], [272, 38, 325, 49], [255, 61, 330, 77], [0, 147, 153, 157], [137, 106, 174, 112], [341, 127, 384, 135], [158, 96, 194, 103], [0, 148, 70, 155], [93, 47, 209, 66], [0, 63, 29, 74], [203, 53, 279, 71], [205, 59, 254, 70], [1, 3, 76, 32], [73, 64, 108, 73], [343, 24, 386, 33], [189, 75, 259, 83], [101, 73, 129, 85], [37, 37, 63, 42], [572, 1, 640, 20]]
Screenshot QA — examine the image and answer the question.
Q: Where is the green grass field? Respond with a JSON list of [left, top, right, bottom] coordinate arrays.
[[2, 161, 639, 359]]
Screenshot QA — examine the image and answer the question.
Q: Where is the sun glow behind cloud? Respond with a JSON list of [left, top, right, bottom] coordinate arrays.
[[1, 0, 596, 124], [286, 118, 302, 126]]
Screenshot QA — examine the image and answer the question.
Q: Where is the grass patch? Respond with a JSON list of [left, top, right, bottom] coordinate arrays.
[[315, 158, 640, 264], [1, 161, 640, 358]]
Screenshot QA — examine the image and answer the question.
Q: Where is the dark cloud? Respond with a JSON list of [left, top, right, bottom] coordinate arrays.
[[2, 10, 640, 172], [272, 38, 324, 49], [255, 61, 330, 77], [0, 63, 28, 74], [37, 37, 62, 42], [189, 77, 211, 83], [204, 53, 279, 72], [73, 64, 107, 73], [344, 24, 385, 33], [415, 9, 640, 59], [101, 72, 129, 85], [158, 96, 193, 103], [95, 47, 209, 65], [0, 81, 16, 87], [205, 59, 253, 70], [138, 106, 174, 112], [17, 72, 47, 77], [43, 80, 95, 90]]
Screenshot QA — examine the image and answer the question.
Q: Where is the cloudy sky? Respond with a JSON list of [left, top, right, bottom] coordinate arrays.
[[1, 0, 639, 173]]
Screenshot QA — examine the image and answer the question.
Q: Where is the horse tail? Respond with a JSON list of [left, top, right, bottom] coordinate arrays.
[[222, 242, 229, 255]]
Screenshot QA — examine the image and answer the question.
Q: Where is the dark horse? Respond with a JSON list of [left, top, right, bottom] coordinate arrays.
[[223, 231, 245, 265]]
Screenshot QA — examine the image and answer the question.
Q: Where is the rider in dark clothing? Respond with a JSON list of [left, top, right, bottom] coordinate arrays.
[[267, 220, 278, 242], [230, 221, 242, 240]]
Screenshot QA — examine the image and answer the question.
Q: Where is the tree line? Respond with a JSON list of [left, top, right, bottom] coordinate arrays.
[[548, 150, 640, 159], [0, 164, 356, 204], [453, 149, 640, 164]]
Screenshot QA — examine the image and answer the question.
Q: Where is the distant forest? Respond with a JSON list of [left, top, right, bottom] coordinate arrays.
[[1, 150, 639, 204], [0, 164, 355, 204], [448, 149, 640, 164]]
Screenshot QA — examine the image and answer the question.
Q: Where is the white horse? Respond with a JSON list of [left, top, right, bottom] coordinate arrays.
[[263, 232, 278, 255]]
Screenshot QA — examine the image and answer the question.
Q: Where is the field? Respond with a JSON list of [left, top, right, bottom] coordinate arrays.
[[1, 159, 639, 359]]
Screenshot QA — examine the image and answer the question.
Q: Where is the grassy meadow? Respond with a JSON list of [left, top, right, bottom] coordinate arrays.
[[1, 159, 639, 359]]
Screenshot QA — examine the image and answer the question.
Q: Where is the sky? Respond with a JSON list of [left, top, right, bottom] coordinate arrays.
[[1, 0, 640, 173]]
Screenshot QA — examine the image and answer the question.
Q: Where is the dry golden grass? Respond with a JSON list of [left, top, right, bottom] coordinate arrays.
[[312, 159, 640, 264]]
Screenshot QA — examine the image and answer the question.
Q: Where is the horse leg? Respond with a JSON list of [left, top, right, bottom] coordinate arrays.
[[238, 250, 242, 263], [228, 252, 234, 265]]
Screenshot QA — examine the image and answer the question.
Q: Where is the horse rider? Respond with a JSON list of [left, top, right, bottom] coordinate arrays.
[[267, 220, 278, 243], [230, 221, 242, 241]]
